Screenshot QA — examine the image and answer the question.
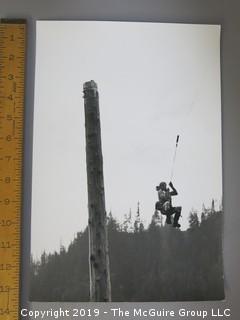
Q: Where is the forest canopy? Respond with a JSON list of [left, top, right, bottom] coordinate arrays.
[[30, 203, 224, 302]]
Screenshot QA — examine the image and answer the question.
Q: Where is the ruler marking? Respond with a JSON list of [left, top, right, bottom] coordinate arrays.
[[0, 21, 25, 320]]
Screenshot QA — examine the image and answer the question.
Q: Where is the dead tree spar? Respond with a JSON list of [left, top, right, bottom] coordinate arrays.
[[83, 80, 111, 302]]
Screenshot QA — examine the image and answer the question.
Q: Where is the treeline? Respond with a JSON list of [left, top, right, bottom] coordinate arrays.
[[30, 203, 224, 301]]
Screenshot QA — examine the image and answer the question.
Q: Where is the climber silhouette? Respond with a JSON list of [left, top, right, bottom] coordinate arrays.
[[155, 181, 182, 228]]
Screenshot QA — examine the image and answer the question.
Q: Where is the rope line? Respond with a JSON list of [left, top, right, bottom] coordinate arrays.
[[170, 135, 179, 181]]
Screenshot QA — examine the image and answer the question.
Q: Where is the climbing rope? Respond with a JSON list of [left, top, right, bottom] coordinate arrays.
[[170, 135, 179, 182]]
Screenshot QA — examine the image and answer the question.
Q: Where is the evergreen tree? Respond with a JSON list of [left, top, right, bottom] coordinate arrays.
[[188, 210, 200, 229], [30, 205, 224, 302]]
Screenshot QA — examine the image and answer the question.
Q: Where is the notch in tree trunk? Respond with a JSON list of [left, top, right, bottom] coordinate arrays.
[[83, 80, 111, 302]]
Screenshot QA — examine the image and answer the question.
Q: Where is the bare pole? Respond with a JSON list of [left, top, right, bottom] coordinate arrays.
[[83, 80, 111, 302]]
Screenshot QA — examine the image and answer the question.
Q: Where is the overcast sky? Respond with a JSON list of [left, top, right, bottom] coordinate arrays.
[[32, 21, 222, 258]]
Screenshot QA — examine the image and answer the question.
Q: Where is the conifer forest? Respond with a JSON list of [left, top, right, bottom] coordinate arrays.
[[30, 204, 224, 302]]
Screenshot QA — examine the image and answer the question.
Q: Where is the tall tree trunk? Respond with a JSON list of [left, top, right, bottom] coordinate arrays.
[[83, 80, 111, 302]]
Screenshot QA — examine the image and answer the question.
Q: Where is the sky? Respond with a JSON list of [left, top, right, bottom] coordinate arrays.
[[31, 21, 222, 258]]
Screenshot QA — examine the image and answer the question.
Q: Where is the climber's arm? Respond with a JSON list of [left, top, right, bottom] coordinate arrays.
[[169, 181, 178, 196]]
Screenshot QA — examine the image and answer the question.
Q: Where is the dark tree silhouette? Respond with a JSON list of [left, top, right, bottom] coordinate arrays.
[[30, 204, 224, 302]]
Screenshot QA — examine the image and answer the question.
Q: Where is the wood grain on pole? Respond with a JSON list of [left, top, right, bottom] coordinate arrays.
[[83, 80, 111, 302]]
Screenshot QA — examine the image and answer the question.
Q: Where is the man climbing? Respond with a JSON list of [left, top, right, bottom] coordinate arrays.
[[155, 181, 182, 228]]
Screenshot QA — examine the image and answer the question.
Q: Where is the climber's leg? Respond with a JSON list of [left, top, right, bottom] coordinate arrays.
[[172, 206, 182, 228]]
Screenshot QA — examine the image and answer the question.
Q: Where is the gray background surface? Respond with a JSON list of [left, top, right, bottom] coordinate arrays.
[[0, 0, 239, 319]]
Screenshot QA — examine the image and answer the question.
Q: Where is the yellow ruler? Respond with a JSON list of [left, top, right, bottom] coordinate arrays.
[[0, 20, 26, 320]]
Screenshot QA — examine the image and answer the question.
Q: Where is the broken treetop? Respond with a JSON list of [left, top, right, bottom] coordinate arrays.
[[83, 80, 98, 90], [83, 80, 98, 98]]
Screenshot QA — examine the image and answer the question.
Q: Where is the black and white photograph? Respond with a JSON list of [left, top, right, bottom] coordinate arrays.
[[30, 21, 224, 302]]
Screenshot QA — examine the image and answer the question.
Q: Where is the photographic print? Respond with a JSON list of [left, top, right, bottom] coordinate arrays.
[[30, 21, 224, 302]]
